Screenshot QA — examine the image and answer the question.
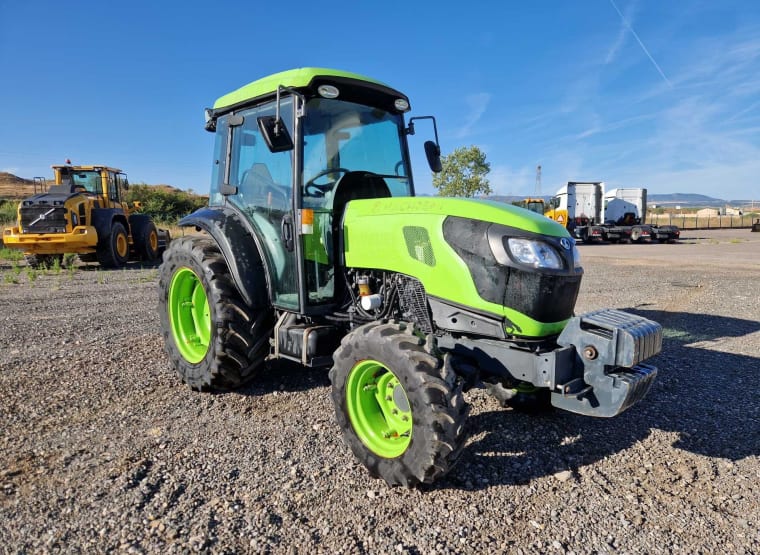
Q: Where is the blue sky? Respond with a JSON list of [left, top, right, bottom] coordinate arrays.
[[1, 0, 759, 201]]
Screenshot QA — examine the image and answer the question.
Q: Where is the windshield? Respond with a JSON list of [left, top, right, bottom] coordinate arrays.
[[302, 98, 411, 199], [526, 201, 544, 214], [61, 170, 101, 193]]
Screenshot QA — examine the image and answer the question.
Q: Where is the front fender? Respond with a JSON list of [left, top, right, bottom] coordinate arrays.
[[91, 209, 128, 243], [179, 207, 269, 308]]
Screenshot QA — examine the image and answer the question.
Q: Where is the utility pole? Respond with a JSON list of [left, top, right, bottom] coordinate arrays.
[[535, 165, 542, 197]]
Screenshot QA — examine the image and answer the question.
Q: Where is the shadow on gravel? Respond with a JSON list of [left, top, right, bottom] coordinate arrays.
[[233, 360, 331, 397], [435, 308, 760, 492]]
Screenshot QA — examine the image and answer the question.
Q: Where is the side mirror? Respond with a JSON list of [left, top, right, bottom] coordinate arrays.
[[424, 140, 442, 173], [258, 116, 294, 153]]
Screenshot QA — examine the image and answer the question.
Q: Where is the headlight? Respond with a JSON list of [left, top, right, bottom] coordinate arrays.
[[506, 238, 563, 269]]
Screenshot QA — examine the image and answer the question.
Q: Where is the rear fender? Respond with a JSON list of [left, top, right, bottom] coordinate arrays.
[[178, 207, 269, 308]]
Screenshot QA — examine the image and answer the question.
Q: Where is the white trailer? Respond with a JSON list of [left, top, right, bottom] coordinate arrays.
[[547, 182, 679, 243], [604, 188, 680, 242]]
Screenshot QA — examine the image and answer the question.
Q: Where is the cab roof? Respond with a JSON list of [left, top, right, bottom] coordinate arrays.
[[212, 67, 406, 113], [52, 165, 123, 173]]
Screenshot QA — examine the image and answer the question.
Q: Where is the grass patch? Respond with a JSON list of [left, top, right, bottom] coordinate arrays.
[[0, 200, 17, 226], [0, 247, 23, 262], [25, 265, 39, 282]]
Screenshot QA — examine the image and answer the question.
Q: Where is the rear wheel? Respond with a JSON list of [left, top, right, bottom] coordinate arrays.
[[330, 322, 468, 487], [130, 215, 160, 262], [97, 221, 129, 268], [158, 236, 272, 390]]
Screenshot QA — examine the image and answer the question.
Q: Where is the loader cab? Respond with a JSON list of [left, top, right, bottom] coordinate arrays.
[[207, 69, 436, 314], [53, 165, 128, 207], [544, 194, 568, 226]]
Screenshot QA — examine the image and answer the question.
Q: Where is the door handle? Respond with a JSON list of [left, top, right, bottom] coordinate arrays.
[[281, 214, 294, 252]]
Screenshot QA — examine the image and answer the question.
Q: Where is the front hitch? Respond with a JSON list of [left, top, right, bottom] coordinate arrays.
[[553, 309, 662, 417]]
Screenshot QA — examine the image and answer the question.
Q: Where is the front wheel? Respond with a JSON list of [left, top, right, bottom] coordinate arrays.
[[330, 322, 469, 487], [158, 236, 272, 391]]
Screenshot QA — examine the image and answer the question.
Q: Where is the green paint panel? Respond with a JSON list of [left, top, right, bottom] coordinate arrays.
[[343, 197, 572, 337], [214, 67, 391, 110]]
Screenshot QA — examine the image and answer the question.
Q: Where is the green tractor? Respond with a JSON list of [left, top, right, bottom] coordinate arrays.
[[158, 68, 662, 487]]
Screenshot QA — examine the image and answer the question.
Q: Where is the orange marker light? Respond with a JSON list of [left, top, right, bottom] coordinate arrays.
[[301, 209, 314, 234]]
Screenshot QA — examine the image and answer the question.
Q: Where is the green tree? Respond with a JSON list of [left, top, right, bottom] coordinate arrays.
[[432, 145, 492, 197], [125, 184, 207, 225]]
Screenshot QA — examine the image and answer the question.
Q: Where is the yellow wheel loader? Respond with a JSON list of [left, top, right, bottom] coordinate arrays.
[[3, 164, 169, 268]]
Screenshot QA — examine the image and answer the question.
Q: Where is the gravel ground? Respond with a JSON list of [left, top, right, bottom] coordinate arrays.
[[1, 229, 758, 554]]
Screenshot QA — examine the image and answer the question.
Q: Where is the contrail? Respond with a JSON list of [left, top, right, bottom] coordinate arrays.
[[609, 0, 673, 88]]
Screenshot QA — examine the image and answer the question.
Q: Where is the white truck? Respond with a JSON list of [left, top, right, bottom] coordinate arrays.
[[545, 182, 679, 243], [604, 187, 680, 243]]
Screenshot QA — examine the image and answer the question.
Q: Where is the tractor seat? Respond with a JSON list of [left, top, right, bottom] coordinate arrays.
[[329, 171, 391, 223], [241, 163, 289, 213]]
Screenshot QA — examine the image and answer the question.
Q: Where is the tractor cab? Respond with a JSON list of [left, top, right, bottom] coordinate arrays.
[[201, 68, 440, 314]]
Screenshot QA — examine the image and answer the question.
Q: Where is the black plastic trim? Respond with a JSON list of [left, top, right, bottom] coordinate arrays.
[[179, 206, 270, 308], [442, 216, 582, 324]]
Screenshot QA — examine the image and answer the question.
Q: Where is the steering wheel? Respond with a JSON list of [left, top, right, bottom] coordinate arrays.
[[304, 168, 350, 197]]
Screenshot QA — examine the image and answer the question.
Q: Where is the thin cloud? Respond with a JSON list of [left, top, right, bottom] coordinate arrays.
[[605, 0, 637, 64], [487, 164, 535, 196], [608, 0, 672, 88], [453, 93, 491, 138]]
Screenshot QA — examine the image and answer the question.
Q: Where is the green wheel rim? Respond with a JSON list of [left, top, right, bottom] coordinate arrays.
[[346, 360, 412, 458], [514, 383, 539, 394], [168, 267, 211, 363]]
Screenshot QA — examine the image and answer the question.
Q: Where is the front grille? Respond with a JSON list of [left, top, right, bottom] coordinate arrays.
[[20, 206, 68, 233], [396, 275, 433, 334]]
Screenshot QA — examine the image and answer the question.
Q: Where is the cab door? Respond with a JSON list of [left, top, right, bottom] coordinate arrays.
[[220, 99, 300, 310]]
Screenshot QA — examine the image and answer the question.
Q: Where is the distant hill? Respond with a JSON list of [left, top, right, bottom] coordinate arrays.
[[0, 172, 33, 185], [647, 193, 723, 206], [0, 172, 38, 200]]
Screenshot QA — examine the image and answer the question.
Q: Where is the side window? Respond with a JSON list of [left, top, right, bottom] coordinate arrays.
[[117, 173, 129, 201], [228, 98, 294, 214], [108, 172, 119, 202]]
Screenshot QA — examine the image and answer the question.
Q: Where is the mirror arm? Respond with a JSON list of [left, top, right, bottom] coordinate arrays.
[[276, 85, 306, 133], [407, 116, 440, 145]]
